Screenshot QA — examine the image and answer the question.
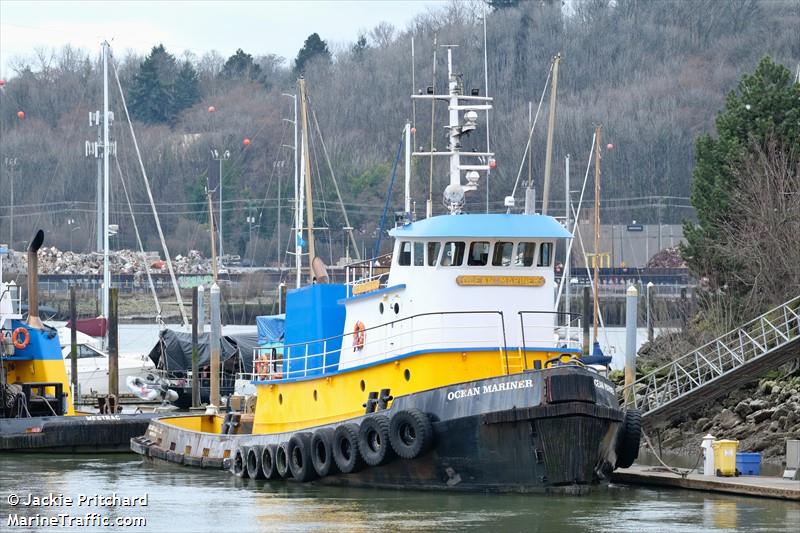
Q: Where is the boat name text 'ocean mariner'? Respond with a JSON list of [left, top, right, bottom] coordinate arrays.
[[447, 379, 534, 401]]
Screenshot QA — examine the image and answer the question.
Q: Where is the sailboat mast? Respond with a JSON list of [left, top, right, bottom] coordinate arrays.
[[593, 125, 602, 341], [102, 41, 110, 335], [298, 78, 315, 279], [542, 54, 560, 216], [287, 92, 300, 289]]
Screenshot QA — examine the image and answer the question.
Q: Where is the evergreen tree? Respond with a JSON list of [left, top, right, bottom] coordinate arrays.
[[128, 44, 179, 124], [294, 33, 331, 74], [682, 56, 800, 291], [352, 34, 368, 60], [487, 0, 522, 10], [221, 48, 262, 80], [173, 61, 201, 115]]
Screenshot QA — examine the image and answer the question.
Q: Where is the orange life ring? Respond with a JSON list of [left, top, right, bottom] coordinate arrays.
[[12, 327, 30, 349], [353, 321, 366, 351]]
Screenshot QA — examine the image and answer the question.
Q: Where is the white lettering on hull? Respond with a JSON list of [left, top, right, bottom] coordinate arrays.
[[593, 378, 615, 394], [446, 379, 533, 401]]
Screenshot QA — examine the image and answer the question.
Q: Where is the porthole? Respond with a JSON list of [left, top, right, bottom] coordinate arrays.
[[278, 393, 283, 405], [393, 303, 400, 314], [313, 390, 318, 401], [379, 302, 384, 314], [360, 379, 366, 391], [404, 369, 411, 381]]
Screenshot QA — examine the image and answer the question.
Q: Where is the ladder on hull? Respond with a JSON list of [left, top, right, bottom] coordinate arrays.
[[620, 295, 800, 426]]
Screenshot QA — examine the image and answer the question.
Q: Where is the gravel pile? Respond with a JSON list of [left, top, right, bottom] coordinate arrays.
[[4, 247, 213, 275]]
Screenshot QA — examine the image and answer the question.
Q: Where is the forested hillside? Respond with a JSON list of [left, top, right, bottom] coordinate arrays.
[[0, 0, 797, 266]]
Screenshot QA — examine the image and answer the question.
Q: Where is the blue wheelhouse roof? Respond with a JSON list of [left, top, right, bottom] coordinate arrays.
[[389, 213, 571, 239]]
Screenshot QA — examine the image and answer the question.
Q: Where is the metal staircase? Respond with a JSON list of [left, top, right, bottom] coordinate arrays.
[[620, 295, 800, 426]]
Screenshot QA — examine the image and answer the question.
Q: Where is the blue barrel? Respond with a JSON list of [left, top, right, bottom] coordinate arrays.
[[736, 452, 761, 475]]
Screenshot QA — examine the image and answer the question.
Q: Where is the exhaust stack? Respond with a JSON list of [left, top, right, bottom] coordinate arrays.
[[26, 230, 45, 330]]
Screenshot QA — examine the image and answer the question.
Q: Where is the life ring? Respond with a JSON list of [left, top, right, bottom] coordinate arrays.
[[353, 321, 366, 351], [12, 327, 30, 349], [255, 353, 269, 379]]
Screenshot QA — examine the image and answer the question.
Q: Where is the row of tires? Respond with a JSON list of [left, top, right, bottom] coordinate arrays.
[[233, 408, 433, 482]]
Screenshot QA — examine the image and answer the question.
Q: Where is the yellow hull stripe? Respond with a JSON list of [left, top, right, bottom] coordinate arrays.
[[252, 348, 563, 435]]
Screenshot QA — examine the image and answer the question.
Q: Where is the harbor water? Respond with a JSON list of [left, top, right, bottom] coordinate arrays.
[[1, 454, 797, 532]]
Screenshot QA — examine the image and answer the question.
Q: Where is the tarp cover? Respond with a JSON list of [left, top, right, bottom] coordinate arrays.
[[256, 314, 285, 344], [147, 329, 260, 373]]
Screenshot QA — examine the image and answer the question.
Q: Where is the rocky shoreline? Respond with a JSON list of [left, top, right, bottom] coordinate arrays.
[[649, 373, 800, 464]]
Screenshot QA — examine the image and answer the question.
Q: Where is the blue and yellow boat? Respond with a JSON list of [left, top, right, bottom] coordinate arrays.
[[1, 231, 157, 451], [132, 50, 640, 492]]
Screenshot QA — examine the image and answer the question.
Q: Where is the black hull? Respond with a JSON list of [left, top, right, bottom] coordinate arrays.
[[133, 367, 626, 492], [2, 413, 160, 452]]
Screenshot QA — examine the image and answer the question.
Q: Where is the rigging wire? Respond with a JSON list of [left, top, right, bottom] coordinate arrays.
[[109, 49, 189, 328], [309, 102, 362, 260], [373, 132, 406, 259], [114, 154, 163, 324], [510, 59, 554, 200]]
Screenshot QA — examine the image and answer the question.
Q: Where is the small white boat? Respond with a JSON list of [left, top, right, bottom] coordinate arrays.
[[57, 327, 154, 397]]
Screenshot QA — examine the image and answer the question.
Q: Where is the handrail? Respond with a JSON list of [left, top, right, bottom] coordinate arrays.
[[250, 308, 583, 382], [620, 294, 800, 414]]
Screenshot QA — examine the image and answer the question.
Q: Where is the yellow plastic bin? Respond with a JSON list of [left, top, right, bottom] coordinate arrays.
[[712, 439, 739, 476]]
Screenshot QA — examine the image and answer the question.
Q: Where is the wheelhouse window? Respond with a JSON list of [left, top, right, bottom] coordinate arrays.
[[426, 242, 441, 266], [413, 242, 425, 266], [468, 242, 490, 266], [514, 242, 536, 267], [440, 241, 465, 266], [492, 241, 514, 266], [538, 242, 553, 267], [398, 241, 411, 266]]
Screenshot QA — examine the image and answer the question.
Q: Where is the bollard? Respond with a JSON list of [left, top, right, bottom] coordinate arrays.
[[624, 284, 638, 405], [209, 283, 221, 409], [702, 434, 716, 476]]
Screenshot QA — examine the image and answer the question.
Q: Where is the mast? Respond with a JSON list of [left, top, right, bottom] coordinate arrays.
[[565, 154, 571, 337], [299, 77, 315, 280], [282, 92, 300, 288], [426, 35, 437, 219], [102, 40, 110, 337], [411, 48, 494, 215], [404, 122, 411, 215], [593, 125, 602, 342], [542, 53, 561, 216], [483, 4, 491, 213], [524, 101, 535, 215]]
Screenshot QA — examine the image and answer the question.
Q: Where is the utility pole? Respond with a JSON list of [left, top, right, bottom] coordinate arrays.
[[86, 108, 103, 252], [210, 149, 230, 268], [593, 125, 602, 342]]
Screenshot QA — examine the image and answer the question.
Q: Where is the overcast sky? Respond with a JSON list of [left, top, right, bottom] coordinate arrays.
[[0, 0, 446, 78]]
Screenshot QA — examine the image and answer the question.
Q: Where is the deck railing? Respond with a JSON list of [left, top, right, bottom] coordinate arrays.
[[249, 309, 579, 382]]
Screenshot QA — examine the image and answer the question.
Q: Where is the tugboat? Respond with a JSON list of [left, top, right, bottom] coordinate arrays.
[[1, 231, 159, 452], [132, 50, 640, 492]]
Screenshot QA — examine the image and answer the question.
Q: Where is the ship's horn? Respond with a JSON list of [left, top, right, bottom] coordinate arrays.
[[26, 230, 45, 329]]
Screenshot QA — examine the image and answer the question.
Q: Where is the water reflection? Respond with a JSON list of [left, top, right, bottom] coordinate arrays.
[[0, 455, 797, 533]]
